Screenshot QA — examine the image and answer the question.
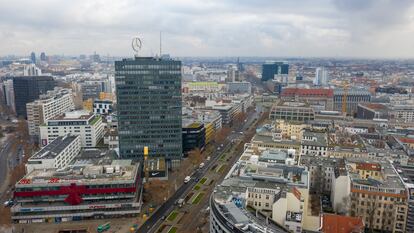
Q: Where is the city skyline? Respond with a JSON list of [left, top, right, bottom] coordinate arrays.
[[1, 0, 414, 58]]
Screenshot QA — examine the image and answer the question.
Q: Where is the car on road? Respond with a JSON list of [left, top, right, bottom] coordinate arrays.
[[206, 156, 211, 161], [184, 176, 191, 184], [177, 198, 185, 208], [199, 163, 205, 169]]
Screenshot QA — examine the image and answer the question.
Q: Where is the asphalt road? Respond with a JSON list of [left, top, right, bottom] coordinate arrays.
[[136, 141, 232, 233], [0, 136, 14, 198], [136, 109, 259, 233]]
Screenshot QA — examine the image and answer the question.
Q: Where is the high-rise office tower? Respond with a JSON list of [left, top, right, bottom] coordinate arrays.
[[1, 79, 15, 112], [314, 67, 328, 86], [227, 65, 237, 82], [30, 52, 36, 64], [236, 57, 244, 72], [13, 76, 55, 117], [23, 64, 42, 76], [40, 52, 47, 61], [115, 56, 182, 161], [261, 61, 289, 82]]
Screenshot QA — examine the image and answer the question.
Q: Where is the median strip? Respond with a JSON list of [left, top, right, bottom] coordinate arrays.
[[191, 192, 205, 205], [167, 211, 179, 221]]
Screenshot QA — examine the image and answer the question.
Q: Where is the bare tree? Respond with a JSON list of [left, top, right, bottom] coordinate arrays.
[[143, 179, 169, 206], [335, 196, 351, 215], [214, 127, 231, 144], [188, 148, 203, 166], [233, 112, 247, 124]]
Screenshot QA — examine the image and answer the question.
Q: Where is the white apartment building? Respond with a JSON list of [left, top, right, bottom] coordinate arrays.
[[26, 135, 81, 174], [300, 129, 328, 157], [246, 183, 280, 212], [40, 110, 104, 148], [26, 88, 75, 137], [93, 99, 113, 115]]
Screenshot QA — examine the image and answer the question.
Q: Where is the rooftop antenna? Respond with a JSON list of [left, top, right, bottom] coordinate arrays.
[[159, 31, 162, 56], [132, 37, 142, 57]]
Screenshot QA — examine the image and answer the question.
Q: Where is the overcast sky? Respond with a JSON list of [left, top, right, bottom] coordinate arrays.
[[1, 0, 414, 58]]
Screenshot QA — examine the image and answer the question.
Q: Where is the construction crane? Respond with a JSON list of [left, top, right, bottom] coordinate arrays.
[[341, 80, 350, 115], [144, 146, 149, 183]]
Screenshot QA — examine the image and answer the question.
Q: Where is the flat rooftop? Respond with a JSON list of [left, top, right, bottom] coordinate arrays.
[[18, 149, 139, 186], [51, 110, 93, 121], [212, 178, 287, 233], [30, 135, 79, 160], [252, 134, 301, 146]]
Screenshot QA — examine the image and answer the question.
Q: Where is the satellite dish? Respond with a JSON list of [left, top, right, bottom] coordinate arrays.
[[132, 37, 142, 56]]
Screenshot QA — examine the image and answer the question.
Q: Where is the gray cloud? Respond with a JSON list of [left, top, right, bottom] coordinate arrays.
[[0, 0, 413, 58]]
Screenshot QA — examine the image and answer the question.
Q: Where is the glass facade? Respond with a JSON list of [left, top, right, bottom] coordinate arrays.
[[13, 76, 55, 117], [261, 62, 289, 81], [115, 57, 182, 160]]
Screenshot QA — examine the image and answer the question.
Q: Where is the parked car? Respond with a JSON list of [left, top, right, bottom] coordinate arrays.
[[4, 200, 14, 207]]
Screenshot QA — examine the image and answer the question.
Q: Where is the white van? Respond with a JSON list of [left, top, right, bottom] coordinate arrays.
[[184, 176, 191, 183]]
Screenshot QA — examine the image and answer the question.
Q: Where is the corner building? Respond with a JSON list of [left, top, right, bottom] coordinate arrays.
[[115, 57, 182, 161]]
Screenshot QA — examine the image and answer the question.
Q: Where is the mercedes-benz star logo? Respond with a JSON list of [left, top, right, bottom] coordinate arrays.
[[132, 37, 142, 54]]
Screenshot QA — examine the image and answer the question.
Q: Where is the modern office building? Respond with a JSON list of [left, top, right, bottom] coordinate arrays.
[[39, 110, 104, 148], [40, 52, 47, 61], [227, 81, 252, 94], [115, 56, 182, 161], [23, 64, 42, 76], [333, 89, 371, 115], [182, 122, 206, 154], [211, 104, 240, 126], [270, 100, 315, 122], [313, 67, 328, 86], [26, 135, 81, 174], [1, 79, 15, 111], [26, 88, 75, 137], [13, 76, 55, 117], [80, 81, 102, 101], [261, 61, 289, 82], [356, 103, 388, 120], [30, 52, 36, 64], [227, 65, 237, 82]]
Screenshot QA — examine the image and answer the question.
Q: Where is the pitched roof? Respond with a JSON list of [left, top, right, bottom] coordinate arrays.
[[356, 162, 382, 171], [322, 214, 364, 233]]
